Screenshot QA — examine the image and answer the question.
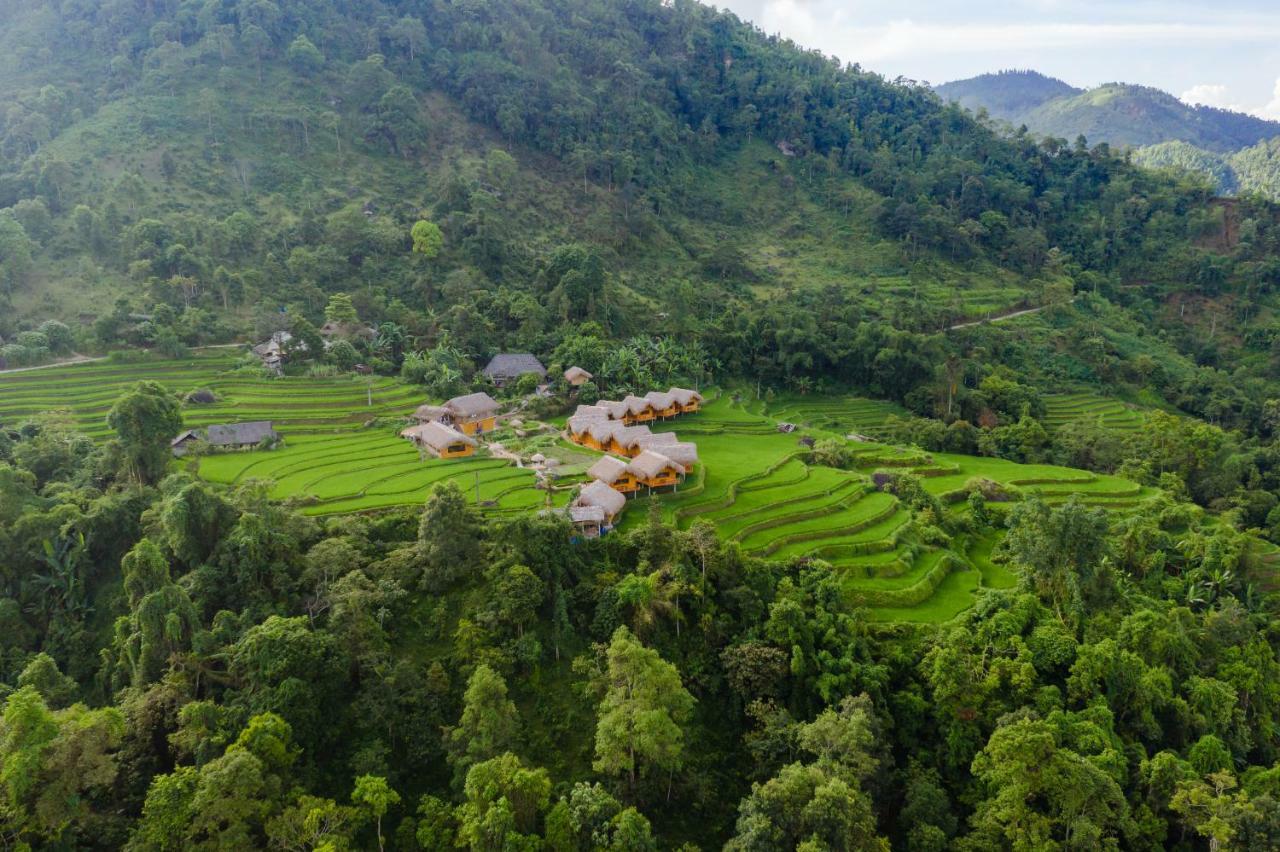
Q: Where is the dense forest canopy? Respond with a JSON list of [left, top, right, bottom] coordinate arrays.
[[8, 0, 1280, 850]]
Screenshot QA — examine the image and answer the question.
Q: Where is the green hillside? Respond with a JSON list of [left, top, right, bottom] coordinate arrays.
[[11, 2, 1280, 851], [938, 70, 1280, 152]]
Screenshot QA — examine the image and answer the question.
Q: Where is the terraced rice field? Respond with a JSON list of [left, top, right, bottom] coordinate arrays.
[[2, 356, 1155, 623], [620, 394, 1155, 623], [763, 395, 909, 440], [0, 351, 424, 439], [0, 351, 550, 516], [1043, 392, 1146, 433]]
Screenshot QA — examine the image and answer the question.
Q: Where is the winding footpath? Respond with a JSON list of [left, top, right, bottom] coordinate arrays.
[[946, 299, 1074, 331]]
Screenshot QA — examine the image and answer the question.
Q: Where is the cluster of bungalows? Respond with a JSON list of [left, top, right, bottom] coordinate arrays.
[[401, 391, 502, 458], [564, 388, 703, 538]]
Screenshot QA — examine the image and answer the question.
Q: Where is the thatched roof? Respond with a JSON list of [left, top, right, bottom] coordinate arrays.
[[445, 392, 500, 419], [569, 504, 606, 524], [587, 455, 631, 485], [585, 420, 625, 443], [483, 353, 547, 381], [574, 404, 608, 418], [414, 404, 450, 421], [206, 421, 278, 446], [668, 387, 703, 405], [635, 432, 678, 449], [564, 366, 593, 384], [611, 425, 653, 450], [657, 442, 698, 467], [576, 480, 627, 516], [628, 450, 684, 479], [597, 400, 630, 420], [407, 421, 477, 452], [620, 395, 653, 415], [645, 390, 676, 409], [568, 414, 610, 436]]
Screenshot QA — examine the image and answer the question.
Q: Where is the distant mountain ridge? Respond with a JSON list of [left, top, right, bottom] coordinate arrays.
[[935, 70, 1280, 154]]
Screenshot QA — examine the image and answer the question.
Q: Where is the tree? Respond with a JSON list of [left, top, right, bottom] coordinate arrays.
[[351, 775, 400, 852], [286, 34, 323, 75], [1002, 496, 1111, 626], [110, 538, 200, 689], [324, 292, 359, 326], [966, 715, 1136, 849], [107, 381, 184, 485], [0, 687, 124, 846], [445, 665, 520, 785], [0, 211, 35, 295], [591, 627, 695, 797], [411, 219, 443, 259], [497, 564, 543, 638], [388, 15, 428, 62], [456, 753, 551, 851], [417, 481, 484, 590]]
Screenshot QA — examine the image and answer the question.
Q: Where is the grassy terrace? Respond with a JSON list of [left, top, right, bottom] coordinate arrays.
[[1, 357, 1156, 623], [1043, 391, 1147, 433]]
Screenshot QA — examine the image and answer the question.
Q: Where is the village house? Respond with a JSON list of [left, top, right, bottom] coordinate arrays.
[[568, 418, 622, 452], [482, 353, 547, 388], [171, 421, 280, 456], [587, 455, 640, 494], [400, 421, 477, 458], [564, 366, 593, 387], [413, 392, 501, 435], [628, 450, 685, 491], [251, 331, 293, 372], [573, 480, 627, 528]]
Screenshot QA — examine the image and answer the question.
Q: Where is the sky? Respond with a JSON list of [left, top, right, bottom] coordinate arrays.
[[714, 0, 1280, 118]]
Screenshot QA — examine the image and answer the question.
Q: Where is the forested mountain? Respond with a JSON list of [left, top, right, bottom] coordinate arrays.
[[938, 69, 1280, 153], [933, 69, 1082, 123], [13, 1, 1280, 850], [1134, 137, 1280, 202]]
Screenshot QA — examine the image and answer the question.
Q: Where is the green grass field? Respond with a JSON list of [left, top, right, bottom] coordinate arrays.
[[1, 358, 1155, 624]]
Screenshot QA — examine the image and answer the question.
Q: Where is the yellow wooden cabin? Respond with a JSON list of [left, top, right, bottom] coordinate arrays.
[[628, 450, 685, 490], [401, 421, 478, 458], [669, 387, 702, 414], [588, 455, 640, 494]]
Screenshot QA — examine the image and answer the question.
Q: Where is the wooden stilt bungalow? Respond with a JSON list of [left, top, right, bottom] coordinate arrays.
[[620, 395, 656, 424], [644, 391, 679, 419], [574, 480, 628, 528], [628, 450, 685, 491], [668, 387, 703, 414], [587, 455, 640, 494]]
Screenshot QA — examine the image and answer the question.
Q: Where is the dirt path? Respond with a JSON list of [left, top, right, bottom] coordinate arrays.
[[947, 299, 1072, 331]]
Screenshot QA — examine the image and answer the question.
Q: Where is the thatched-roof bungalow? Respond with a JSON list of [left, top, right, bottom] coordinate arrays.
[[620, 395, 656, 423], [587, 455, 640, 493], [575, 480, 627, 526], [608, 425, 654, 457], [644, 390, 678, 419], [669, 387, 703, 413], [564, 366, 593, 387], [443, 392, 501, 435], [401, 421, 477, 458], [628, 450, 685, 490]]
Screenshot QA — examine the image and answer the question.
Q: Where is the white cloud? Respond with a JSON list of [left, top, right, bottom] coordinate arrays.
[[1254, 78, 1280, 120], [840, 20, 1280, 63], [1180, 83, 1248, 112]]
